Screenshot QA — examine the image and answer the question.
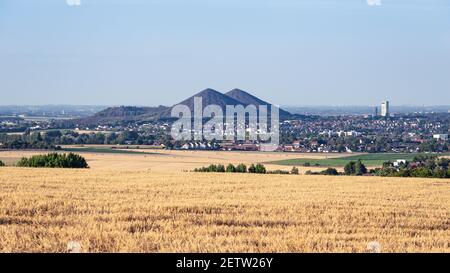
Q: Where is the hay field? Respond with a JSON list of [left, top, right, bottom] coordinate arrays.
[[0, 167, 449, 253], [0, 149, 339, 173]]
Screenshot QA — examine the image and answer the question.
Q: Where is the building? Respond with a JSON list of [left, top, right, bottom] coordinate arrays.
[[433, 134, 449, 141], [381, 101, 390, 117], [393, 160, 407, 167]]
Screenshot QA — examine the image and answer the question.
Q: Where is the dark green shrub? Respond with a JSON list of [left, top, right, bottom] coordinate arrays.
[[248, 164, 266, 174], [395, 169, 411, 177], [254, 164, 266, 174], [235, 163, 247, 173], [0, 160, 5, 167], [413, 155, 437, 162], [291, 166, 299, 175], [16, 153, 88, 168], [216, 164, 225, 172], [432, 168, 448, 178], [207, 164, 218, 172], [226, 164, 236, 173], [410, 167, 433, 178], [267, 170, 290, 175], [344, 161, 356, 175], [194, 164, 227, 173], [320, 168, 339, 176], [382, 161, 393, 168], [194, 163, 268, 174], [354, 160, 367, 176], [344, 160, 367, 176]]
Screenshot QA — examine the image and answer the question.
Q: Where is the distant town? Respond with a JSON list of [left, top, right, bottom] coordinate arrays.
[[0, 90, 449, 154]]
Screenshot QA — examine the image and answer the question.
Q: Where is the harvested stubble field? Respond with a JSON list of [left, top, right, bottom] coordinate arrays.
[[0, 149, 339, 173], [0, 167, 449, 253]]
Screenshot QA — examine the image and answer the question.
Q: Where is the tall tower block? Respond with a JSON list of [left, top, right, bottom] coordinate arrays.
[[381, 101, 390, 117]]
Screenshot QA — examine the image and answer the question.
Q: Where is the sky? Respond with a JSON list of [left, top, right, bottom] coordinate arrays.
[[0, 0, 449, 106]]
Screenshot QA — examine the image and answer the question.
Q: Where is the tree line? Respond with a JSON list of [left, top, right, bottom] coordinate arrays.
[[193, 163, 299, 175], [0, 130, 171, 150], [306, 156, 450, 179], [372, 156, 450, 178]]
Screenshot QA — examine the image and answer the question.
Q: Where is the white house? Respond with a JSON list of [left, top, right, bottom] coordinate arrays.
[[393, 160, 407, 167], [433, 134, 448, 141]]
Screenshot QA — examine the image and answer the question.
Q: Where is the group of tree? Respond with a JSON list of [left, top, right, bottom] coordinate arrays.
[[305, 156, 450, 179], [306, 168, 340, 176], [193, 164, 299, 175], [267, 167, 299, 175], [371, 156, 450, 179], [306, 160, 368, 176], [193, 163, 266, 174], [16, 153, 88, 169], [0, 138, 57, 150], [0, 129, 171, 150], [0, 160, 5, 167], [344, 160, 368, 175], [419, 140, 449, 153]]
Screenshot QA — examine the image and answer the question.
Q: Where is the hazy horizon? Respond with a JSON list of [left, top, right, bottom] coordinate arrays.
[[1, 102, 450, 108], [1, 0, 449, 106]]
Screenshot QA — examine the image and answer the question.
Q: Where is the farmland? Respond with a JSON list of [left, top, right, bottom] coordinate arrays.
[[268, 153, 450, 167], [0, 149, 340, 173], [62, 147, 160, 155], [0, 149, 449, 253]]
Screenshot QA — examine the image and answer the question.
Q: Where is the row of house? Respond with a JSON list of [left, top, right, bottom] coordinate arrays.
[[180, 142, 220, 150], [320, 130, 362, 138]]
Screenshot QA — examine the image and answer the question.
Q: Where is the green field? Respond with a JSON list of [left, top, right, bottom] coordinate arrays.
[[63, 147, 161, 155], [268, 153, 450, 167]]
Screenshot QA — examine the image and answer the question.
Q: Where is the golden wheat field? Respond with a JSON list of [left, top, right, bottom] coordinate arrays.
[[0, 165, 449, 253], [0, 149, 340, 173]]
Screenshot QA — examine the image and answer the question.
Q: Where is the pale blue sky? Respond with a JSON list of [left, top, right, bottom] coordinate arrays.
[[1, 0, 449, 106]]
